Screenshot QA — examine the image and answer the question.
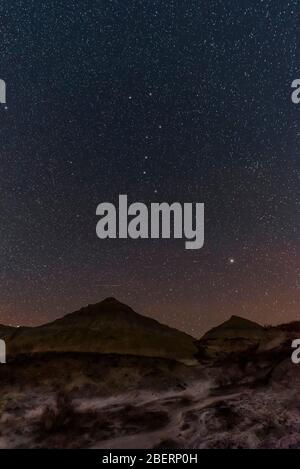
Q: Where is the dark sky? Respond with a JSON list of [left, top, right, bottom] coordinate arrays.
[[0, 0, 299, 336]]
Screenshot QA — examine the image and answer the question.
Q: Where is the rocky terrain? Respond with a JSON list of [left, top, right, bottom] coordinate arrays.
[[0, 298, 299, 449]]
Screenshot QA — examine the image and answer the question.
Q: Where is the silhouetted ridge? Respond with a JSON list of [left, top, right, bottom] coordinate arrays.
[[220, 315, 263, 330], [102, 297, 118, 303], [48, 297, 165, 333], [6, 297, 197, 363], [203, 315, 264, 340]]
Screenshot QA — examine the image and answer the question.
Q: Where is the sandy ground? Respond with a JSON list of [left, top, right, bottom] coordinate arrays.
[[0, 353, 300, 449]]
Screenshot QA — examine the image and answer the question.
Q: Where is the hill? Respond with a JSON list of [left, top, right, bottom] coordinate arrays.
[[203, 315, 265, 340], [6, 297, 197, 363], [196, 315, 286, 361]]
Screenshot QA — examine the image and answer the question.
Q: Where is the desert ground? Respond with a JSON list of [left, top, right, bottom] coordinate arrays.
[[0, 298, 299, 449]]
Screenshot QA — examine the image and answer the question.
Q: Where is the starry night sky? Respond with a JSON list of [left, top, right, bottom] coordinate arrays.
[[0, 0, 299, 336]]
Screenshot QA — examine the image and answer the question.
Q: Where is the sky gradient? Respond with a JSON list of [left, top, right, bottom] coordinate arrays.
[[0, 0, 299, 336]]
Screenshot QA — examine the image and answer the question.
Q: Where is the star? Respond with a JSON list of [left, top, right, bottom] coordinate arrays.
[[0, 2, 297, 337]]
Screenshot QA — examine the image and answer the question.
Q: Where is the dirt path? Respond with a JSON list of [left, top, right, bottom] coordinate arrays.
[[94, 389, 243, 449]]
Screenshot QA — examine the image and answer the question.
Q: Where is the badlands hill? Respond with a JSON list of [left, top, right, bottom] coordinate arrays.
[[196, 315, 287, 361], [203, 315, 265, 339], [5, 297, 197, 363], [0, 324, 15, 340], [0, 304, 299, 448]]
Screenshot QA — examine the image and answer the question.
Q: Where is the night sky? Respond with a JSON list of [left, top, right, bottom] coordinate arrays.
[[0, 1, 299, 336]]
